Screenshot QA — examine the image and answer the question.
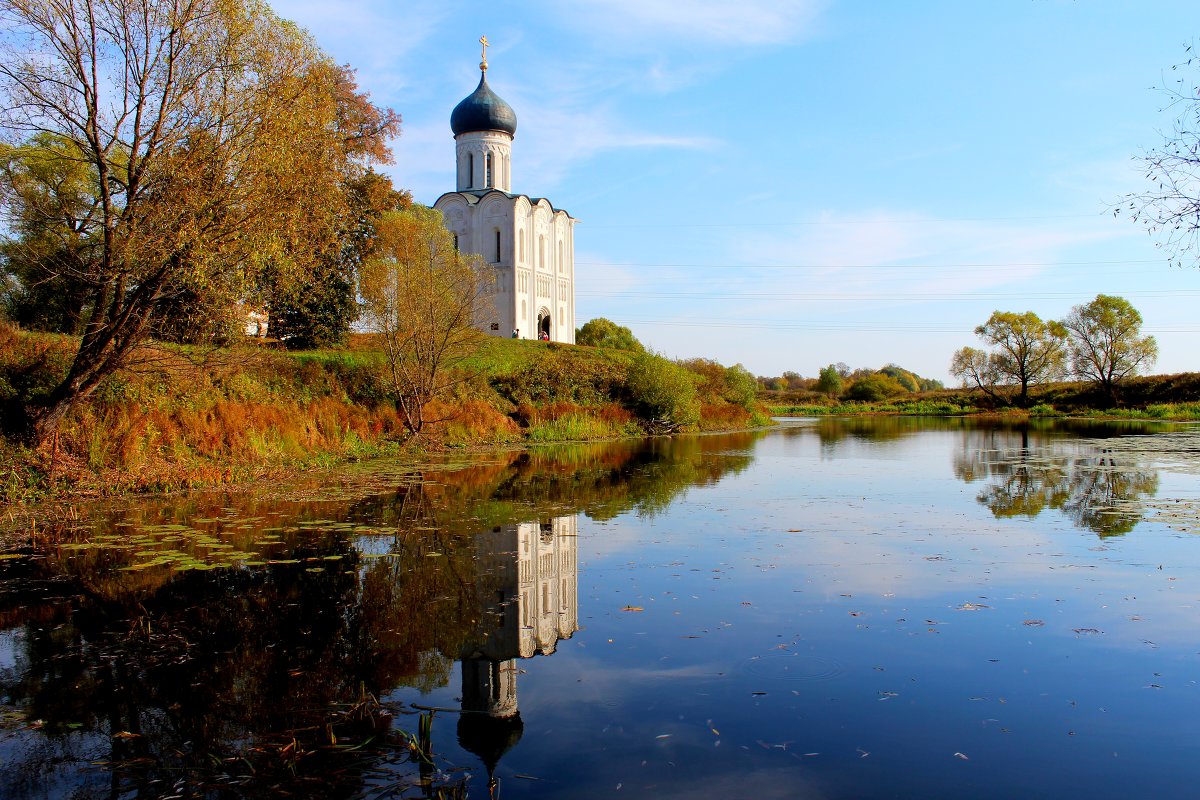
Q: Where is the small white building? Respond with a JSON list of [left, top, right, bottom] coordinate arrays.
[[434, 49, 577, 343]]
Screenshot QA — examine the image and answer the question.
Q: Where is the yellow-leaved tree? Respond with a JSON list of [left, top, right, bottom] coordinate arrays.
[[359, 207, 493, 437], [0, 0, 399, 443]]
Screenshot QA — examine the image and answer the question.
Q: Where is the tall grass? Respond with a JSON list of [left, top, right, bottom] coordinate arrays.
[[526, 413, 627, 442], [1081, 402, 1200, 421]]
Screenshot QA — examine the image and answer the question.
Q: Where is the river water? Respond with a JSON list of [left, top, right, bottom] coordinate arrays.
[[2, 417, 1199, 798]]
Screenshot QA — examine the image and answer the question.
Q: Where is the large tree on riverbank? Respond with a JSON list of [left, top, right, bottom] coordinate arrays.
[[1062, 294, 1157, 404], [950, 310, 1067, 406], [0, 0, 398, 443]]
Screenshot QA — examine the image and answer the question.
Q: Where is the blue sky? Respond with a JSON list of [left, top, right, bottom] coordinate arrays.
[[272, 0, 1200, 382]]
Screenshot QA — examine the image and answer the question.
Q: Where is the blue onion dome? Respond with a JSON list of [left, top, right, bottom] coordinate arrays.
[[451, 73, 517, 136]]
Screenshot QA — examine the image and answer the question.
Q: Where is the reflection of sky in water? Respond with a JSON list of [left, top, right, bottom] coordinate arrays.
[[399, 420, 1200, 799], [0, 630, 17, 672]]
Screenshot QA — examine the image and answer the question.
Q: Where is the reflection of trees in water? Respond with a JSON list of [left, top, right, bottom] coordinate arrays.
[[340, 432, 756, 529], [0, 433, 754, 797], [952, 429, 1160, 536], [800, 415, 1175, 451], [0, 538, 406, 798]]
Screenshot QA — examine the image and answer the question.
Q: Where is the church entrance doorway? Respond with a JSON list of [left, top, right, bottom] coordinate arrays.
[[537, 309, 551, 341]]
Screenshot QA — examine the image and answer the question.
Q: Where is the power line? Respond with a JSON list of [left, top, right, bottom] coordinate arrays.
[[602, 318, 1200, 334], [579, 289, 1200, 301], [575, 259, 1163, 270], [583, 212, 1109, 230]]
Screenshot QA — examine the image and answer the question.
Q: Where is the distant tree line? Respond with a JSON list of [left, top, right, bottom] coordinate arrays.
[[758, 363, 944, 401]]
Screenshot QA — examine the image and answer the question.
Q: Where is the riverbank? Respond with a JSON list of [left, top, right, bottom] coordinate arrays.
[[763, 372, 1200, 420], [1, 329, 769, 502]]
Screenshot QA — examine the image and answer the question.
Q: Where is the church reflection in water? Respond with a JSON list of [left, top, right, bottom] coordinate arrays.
[[455, 515, 578, 784]]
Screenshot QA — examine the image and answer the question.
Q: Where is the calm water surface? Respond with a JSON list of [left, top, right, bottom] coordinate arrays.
[[2, 417, 1199, 798]]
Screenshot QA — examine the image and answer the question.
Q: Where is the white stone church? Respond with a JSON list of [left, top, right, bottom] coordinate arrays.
[[434, 45, 577, 343]]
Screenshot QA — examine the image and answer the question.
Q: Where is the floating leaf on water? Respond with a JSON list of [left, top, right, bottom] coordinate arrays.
[[305, 567, 325, 573], [1023, 620, 1045, 627], [621, 606, 644, 612], [322, 555, 343, 561], [954, 752, 969, 760], [0, 554, 23, 561]]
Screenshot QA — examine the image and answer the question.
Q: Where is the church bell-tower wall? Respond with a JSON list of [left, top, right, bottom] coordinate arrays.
[[456, 131, 513, 192]]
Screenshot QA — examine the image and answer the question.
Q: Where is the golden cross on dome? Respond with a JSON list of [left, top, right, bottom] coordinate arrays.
[[479, 35, 489, 71]]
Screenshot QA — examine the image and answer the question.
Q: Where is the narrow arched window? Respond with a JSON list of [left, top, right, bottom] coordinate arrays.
[[494, 229, 501, 262], [539, 235, 545, 269], [486, 153, 493, 187], [467, 153, 474, 188], [452, 234, 459, 251], [519, 231, 525, 263], [558, 241, 563, 273]]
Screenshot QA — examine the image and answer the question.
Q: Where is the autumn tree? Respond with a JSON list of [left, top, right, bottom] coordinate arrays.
[[843, 372, 906, 402], [951, 311, 1067, 406], [0, 0, 399, 442], [950, 346, 1006, 404], [815, 364, 843, 396], [266, 75, 408, 349], [1061, 294, 1157, 404], [575, 317, 643, 351], [1120, 46, 1200, 267], [878, 364, 920, 393], [359, 207, 493, 436], [0, 133, 101, 334]]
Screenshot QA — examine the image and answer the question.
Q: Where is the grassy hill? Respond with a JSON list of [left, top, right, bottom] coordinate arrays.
[[0, 326, 768, 499]]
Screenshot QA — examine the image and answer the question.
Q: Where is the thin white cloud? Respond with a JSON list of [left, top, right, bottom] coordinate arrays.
[[556, 0, 829, 46], [269, 0, 447, 93], [517, 103, 717, 190], [731, 209, 1130, 301]]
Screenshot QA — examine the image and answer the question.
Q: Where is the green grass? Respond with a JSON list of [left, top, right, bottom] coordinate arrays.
[[769, 399, 973, 416], [1077, 402, 1200, 421], [525, 413, 629, 442], [289, 349, 383, 369]]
